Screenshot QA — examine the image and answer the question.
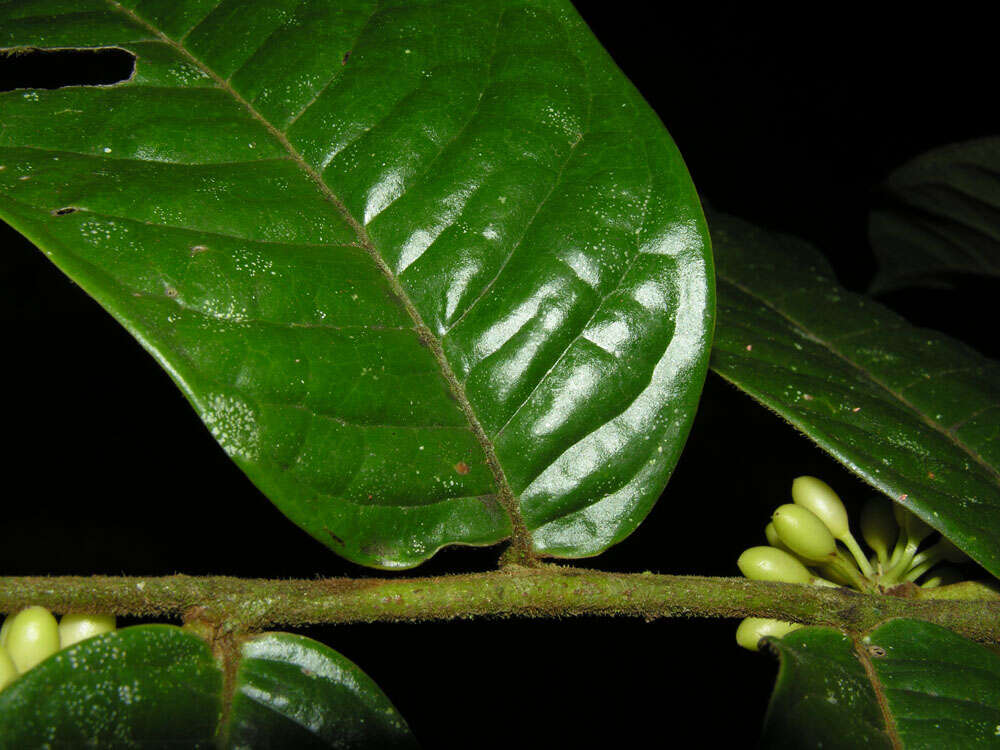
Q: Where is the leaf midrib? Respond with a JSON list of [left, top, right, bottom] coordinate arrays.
[[853, 638, 903, 750], [716, 270, 1000, 490], [105, 0, 532, 553]]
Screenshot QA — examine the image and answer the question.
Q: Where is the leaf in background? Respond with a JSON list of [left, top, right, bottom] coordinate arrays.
[[0, 625, 416, 748], [709, 211, 1000, 577], [0, 0, 713, 568], [869, 137, 1000, 293], [762, 619, 1000, 749]]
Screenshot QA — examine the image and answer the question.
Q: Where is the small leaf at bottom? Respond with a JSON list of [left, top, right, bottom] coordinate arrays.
[[761, 627, 890, 749], [226, 632, 417, 748], [762, 619, 1000, 748]]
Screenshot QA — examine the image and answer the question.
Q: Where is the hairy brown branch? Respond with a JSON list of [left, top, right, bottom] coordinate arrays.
[[2, 569, 998, 643]]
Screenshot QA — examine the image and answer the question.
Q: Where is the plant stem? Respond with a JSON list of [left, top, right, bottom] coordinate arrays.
[[883, 541, 921, 585], [2, 569, 1000, 644], [887, 529, 908, 569], [842, 533, 875, 577], [904, 559, 937, 583], [828, 551, 876, 592]]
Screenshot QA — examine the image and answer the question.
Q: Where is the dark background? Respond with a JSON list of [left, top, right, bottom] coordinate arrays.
[[1, 2, 997, 746]]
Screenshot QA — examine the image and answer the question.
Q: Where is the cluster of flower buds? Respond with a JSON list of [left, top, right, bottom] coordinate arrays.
[[735, 476, 969, 651], [0, 606, 116, 690]]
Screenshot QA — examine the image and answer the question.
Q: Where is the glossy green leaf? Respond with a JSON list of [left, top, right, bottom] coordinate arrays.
[[870, 137, 1000, 292], [0, 624, 221, 749], [762, 619, 1000, 749], [228, 632, 417, 749], [0, 0, 713, 569], [867, 619, 1000, 747], [0, 625, 416, 748], [761, 627, 889, 749], [709, 211, 1000, 577]]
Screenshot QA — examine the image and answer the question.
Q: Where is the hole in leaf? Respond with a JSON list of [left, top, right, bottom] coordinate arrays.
[[0, 48, 135, 91]]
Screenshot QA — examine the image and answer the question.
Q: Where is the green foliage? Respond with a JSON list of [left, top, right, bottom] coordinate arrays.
[[762, 626, 891, 749], [869, 137, 1000, 292], [0, 0, 712, 570], [762, 620, 1000, 749], [0, 625, 415, 748], [229, 632, 418, 749], [0, 625, 222, 748], [1, 1, 999, 747], [709, 211, 1000, 577]]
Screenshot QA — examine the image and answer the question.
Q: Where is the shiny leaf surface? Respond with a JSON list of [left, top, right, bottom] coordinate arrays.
[[761, 627, 889, 749], [762, 619, 1000, 749], [709, 212, 1000, 577], [870, 137, 1000, 292], [0, 625, 416, 748], [229, 632, 417, 749], [0, 0, 713, 568], [0, 625, 221, 749]]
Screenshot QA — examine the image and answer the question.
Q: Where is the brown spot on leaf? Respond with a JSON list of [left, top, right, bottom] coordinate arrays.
[[867, 644, 887, 658], [454, 461, 470, 475], [478, 495, 503, 519], [165, 286, 178, 299], [51, 206, 77, 216], [360, 541, 390, 558], [478, 495, 498, 511], [190, 244, 209, 255], [325, 529, 344, 546], [342, 50, 351, 65]]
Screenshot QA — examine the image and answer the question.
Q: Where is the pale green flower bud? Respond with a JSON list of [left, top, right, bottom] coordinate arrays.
[[59, 614, 116, 649], [736, 617, 802, 651], [860, 497, 897, 564], [0, 646, 17, 690], [764, 522, 783, 549], [921, 566, 965, 588], [738, 546, 813, 584], [764, 523, 810, 561], [0, 614, 11, 649], [893, 503, 933, 546], [815, 562, 854, 587], [772, 504, 837, 562], [4, 606, 59, 673], [792, 476, 849, 539]]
